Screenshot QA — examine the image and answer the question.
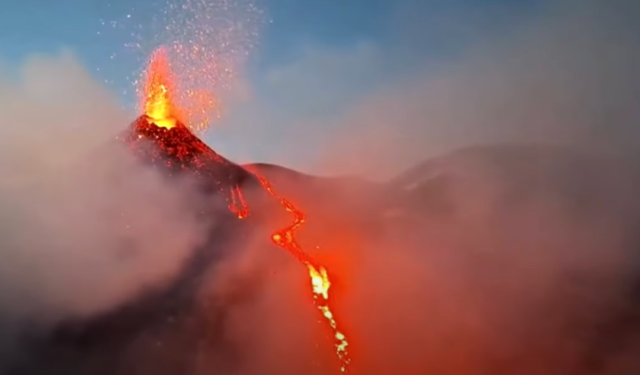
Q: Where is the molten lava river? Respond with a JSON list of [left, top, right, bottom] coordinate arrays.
[[133, 48, 352, 373]]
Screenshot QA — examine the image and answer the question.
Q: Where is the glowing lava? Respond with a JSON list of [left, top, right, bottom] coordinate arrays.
[[250, 172, 352, 373], [139, 47, 180, 130], [133, 47, 351, 374]]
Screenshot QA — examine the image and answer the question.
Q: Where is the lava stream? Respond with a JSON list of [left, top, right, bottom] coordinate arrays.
[[249, 173, 352, 373]]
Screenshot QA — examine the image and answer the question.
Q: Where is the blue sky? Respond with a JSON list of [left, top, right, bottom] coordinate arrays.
[[0, 0, 542, 99], [2, 0, 637, 174]]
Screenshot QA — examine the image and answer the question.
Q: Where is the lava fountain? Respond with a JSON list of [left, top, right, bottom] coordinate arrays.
[[140, 48, 181, 130], [125, 48, 352, 373]]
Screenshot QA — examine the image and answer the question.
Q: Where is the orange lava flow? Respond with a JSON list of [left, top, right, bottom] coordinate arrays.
[[250, 173, 352, 374]]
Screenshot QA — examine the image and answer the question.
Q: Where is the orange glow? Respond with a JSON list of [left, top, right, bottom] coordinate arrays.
[[139, 47, 181, 130]]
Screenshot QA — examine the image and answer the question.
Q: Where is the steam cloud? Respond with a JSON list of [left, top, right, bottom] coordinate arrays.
[[1, 0, 640, 374]]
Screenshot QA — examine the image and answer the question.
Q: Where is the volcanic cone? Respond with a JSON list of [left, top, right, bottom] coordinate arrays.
[[118, 115, 255, 214]]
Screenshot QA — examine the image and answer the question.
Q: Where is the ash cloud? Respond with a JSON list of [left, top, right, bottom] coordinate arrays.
[[0, 51, 210, 345]]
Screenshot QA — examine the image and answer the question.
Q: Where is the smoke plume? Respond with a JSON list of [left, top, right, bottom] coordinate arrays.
[[0, 51, 210, 330]]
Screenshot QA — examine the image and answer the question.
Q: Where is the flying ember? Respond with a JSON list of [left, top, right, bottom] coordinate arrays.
[[133, 47, 352, 374]]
